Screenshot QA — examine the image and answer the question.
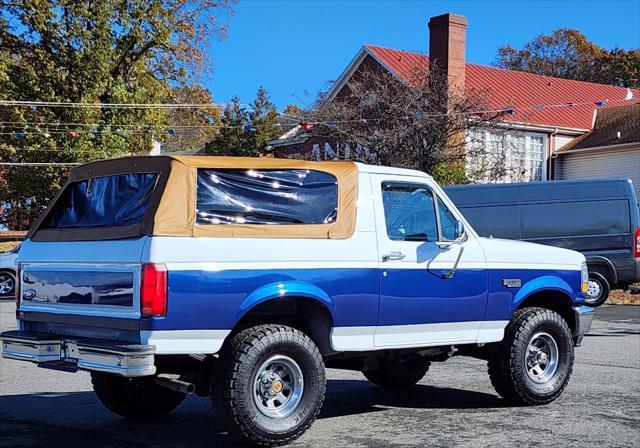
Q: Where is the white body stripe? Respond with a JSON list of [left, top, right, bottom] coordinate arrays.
[[330, 320, 509, 352], [140, 330, 230, 354], [142, 322, 509, 355]]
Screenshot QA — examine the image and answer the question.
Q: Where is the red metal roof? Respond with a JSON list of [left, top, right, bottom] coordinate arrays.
[[365, 45, 639, 130]]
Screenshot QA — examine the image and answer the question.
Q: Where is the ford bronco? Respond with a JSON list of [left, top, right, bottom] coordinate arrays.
[[1, 156, 593, 446]]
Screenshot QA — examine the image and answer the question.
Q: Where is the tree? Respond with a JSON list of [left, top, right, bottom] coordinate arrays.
[[299, 60, 511, 184], [496, 29, 639, 88], [205, 96, 251, 156], [204, 87, 281, 157], [0, 0, 234, 230]]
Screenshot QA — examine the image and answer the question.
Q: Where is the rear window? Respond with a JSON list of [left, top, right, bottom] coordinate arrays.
[[196, 169, 338, 225], [43, 173, 157, 229]]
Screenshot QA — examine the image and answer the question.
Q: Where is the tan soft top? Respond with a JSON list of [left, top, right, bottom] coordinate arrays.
[[30, 156, 358, 241]]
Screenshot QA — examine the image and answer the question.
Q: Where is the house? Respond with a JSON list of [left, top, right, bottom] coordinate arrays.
[[554, 103, 640, 198], [269, 13, 639, 183]]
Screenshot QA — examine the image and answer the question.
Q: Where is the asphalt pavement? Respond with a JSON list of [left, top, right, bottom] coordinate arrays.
[[0, 300, 638, 448]]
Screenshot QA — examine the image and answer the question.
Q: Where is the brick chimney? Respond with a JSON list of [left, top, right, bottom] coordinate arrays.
[[428, 13, 467, 93]]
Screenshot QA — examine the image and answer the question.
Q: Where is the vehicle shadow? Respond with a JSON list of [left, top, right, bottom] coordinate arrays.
[[0, 380, 507, 447], [320, 379, 509, 419]]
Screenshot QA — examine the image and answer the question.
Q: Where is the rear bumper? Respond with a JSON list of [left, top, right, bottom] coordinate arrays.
[[0, 330, 156, 377], [573, 305, 595, 346]]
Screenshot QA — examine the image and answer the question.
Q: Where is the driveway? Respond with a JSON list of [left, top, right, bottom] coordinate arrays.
[[0, 301, 638, 447]]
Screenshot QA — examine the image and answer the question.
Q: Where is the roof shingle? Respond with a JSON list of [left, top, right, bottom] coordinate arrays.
[[557, 103, 640, 152]]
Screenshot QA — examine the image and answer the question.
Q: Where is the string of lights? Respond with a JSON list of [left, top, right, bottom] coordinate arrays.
[[1, 96, 636, 168], [0, 97, 635, 139]]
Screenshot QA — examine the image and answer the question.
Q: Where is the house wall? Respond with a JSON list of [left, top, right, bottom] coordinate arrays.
[[555, 146, 640, 198]]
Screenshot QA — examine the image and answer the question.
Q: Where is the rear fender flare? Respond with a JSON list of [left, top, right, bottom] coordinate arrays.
[[235, 280, 336, 324]]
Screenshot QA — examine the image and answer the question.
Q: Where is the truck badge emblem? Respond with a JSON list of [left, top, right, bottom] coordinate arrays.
[[502, 279, 521, 288], [23, 289, 37, 300]]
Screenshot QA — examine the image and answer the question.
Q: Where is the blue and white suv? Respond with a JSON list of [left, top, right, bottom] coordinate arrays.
[[1, 156, 593, 446]]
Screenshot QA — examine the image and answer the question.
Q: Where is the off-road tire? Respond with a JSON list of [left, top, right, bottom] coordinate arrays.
[[488, 307, 574, 405], [363, 355, 431, 389], [585, 272, 610, 307], [211, 324, 326, 447], [91, 372, 186, 419]]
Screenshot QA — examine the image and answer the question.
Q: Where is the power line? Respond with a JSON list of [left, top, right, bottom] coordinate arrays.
[[0, 162, 81, 167], [0, 100, 226, 109]]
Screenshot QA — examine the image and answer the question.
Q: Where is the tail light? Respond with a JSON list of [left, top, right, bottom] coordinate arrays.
[[141, 264, 167, 317], [635, 228, 640, 258]]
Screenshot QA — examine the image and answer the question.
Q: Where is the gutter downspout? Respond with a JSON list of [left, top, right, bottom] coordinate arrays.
[[548, 128, 559, 180]]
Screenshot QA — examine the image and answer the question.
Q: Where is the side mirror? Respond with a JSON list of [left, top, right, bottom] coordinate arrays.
[[455, 221, 465, 241]]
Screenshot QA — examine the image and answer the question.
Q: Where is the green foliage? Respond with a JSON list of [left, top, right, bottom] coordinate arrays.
[[431, 162, 469, 186], [496, 29, 639, 88], [0, 0, 233, 230], [204, 87, 281, 157]]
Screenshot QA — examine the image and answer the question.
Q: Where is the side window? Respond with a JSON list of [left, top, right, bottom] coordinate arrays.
[[196, 169, 338, 225], [382, 183, 437, 242], [438, 200, 458, 240]]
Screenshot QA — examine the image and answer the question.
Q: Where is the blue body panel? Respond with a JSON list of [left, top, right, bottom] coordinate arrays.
[[141, 268, 379, 331], [484, 268, 584, 321], [379, 268, 487, 326], [139, 266, 584, 331]]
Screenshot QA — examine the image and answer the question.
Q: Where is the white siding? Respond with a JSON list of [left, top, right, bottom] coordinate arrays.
[[555, 147, 640, 198], [554, 134, 576, 152]]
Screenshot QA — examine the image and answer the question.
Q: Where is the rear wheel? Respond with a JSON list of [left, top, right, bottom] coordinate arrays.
[[585, 272, 610, 307], [488, 307, 574, 405], [91, 372, 186, 419], [0, 270, 15, 297], [211, 324, 326, 447], [363, 355, 431, 389]]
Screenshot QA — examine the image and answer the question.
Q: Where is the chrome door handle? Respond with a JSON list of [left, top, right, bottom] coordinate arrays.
[[382, 251, 406, 262]]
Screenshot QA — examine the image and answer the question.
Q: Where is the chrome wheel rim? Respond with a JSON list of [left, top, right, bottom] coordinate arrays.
[[0, 274, 14, 295], [525, 332, 559, 384], [585, 280, 602, 302], [253, 355, 304, 418]]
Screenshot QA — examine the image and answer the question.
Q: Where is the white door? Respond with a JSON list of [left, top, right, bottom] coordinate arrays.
[[370, 174, 489, 349]]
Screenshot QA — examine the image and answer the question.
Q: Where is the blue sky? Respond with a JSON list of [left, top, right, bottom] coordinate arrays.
[[206, 0, 640, 110]]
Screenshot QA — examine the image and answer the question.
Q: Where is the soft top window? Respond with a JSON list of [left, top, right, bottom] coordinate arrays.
[[196, 169, 338, 225], [43, 173, 158, 229]]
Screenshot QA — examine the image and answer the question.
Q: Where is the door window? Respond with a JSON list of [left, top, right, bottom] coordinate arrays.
[[381, 183, 437, 242], [438, 201, 458, 240]]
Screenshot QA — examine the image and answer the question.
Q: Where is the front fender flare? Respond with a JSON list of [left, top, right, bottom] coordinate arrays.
[[512, 275, 575, 309], [235, 280, 337, 324]]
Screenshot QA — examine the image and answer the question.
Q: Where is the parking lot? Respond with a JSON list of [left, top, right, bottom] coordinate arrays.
[[0, 300, 638, 448]]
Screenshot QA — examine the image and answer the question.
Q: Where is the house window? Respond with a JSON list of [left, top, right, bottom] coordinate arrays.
[[466, 130, 547, 182]]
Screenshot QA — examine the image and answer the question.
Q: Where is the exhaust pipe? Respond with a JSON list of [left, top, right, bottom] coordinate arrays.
[[155, 373, 195, 395]]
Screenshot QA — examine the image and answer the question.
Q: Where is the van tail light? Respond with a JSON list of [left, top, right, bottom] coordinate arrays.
[[635, 228, 640, 258], [141, 264, 167, 317]]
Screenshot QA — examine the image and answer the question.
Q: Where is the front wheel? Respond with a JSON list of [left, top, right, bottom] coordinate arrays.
[[488, 307, 574, 405], [585, 272, 610, 307], [211, 324, 326, 447], [91, 372, 186, 419]]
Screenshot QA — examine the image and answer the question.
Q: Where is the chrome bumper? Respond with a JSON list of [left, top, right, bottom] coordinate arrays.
[[573, 305, 594, 346], [0, 330, 156, 377]]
